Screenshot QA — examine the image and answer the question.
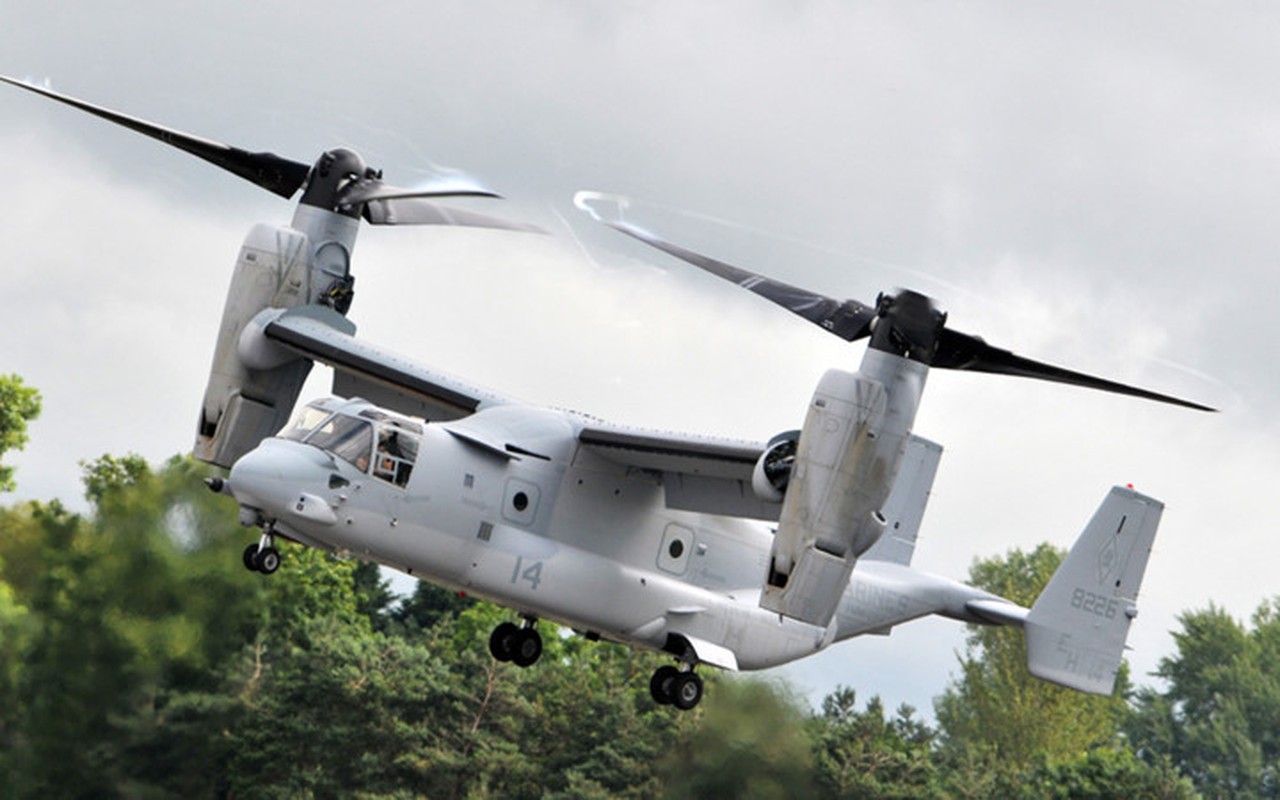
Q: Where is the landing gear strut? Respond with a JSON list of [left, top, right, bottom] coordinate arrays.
[[489, 618, 543, 668], [650, 663, 703, 710], [242, 529, 281, 575]]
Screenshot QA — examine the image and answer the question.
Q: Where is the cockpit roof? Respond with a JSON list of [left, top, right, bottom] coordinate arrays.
[[301, 396, 424, 434]]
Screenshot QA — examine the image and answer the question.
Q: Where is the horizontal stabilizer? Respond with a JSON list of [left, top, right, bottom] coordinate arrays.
[[1025, 486, 1163, 694]]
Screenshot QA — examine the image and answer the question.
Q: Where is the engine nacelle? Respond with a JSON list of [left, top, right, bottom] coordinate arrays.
[[194, 223, 313, 468], [195, 203, 363, 468], [751, 429, 801, 503], [760, 366, 912, 627]]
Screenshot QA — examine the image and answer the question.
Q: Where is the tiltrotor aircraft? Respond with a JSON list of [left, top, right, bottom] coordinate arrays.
[[5, 76, 1213, 710]]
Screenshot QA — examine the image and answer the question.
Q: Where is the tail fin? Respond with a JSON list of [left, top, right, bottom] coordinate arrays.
[[1025, 486, 1163, 694]]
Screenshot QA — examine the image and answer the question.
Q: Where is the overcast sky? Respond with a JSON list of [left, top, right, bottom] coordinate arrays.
[[3, 1, 1279, 717]]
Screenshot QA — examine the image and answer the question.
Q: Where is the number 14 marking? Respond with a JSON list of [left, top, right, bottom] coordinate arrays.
[[511, 556, 544, 591]]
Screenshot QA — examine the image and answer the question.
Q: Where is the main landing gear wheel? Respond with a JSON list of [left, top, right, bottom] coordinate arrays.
[[489, 622, 519, 662], [650, 665, 680, 705], [488, 621, 542, 668], [650, 665, 703, 710], [243, 543, 260, 571]]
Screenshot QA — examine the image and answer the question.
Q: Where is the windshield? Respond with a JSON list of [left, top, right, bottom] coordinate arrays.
[[278, 401, 421, 481], [280, 403, 335, 442], [304, 415, 374, 470]]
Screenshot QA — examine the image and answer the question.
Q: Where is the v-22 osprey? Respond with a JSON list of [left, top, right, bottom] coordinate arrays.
[[4, 75, 1213, 710]]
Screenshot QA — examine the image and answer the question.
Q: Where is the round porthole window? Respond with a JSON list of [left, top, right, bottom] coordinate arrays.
[[512, 492, 529, 512], [668, 539, 685, 559]]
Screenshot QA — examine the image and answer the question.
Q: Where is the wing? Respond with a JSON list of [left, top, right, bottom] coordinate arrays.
[[860, 435, 943, 566], [259, 305, 782, 522], [261, 305, 516, 421], [578, 422, 781, 521]]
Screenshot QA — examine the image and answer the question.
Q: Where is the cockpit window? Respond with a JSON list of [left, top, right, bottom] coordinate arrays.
[[304, 415, 374, 471], [279, 401, 422, 485], [280, 403, 335, 442], [372, 426, 420, 487]]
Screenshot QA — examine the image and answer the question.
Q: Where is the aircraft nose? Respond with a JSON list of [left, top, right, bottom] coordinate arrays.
[[228, 438, 334, 520]]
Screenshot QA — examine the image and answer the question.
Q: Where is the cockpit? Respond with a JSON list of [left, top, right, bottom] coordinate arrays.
[[280, 398, 423, 487]]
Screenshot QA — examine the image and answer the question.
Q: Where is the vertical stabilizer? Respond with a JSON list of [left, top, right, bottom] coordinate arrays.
[[1025, 486, 1163, 694]]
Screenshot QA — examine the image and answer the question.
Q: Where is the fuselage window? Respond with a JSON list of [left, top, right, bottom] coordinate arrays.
[[373, 426, 420, 487]]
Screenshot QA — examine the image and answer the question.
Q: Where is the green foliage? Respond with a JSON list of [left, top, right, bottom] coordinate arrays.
[[810, 687, 943, 799], [391, 578, 475, 632], [0, 552, 33, 755], [353, 558, 396, 628], [991, 747, 1196, 800], [659, 677, 814, 799], [227, 614, 460, 797], [1126, 599, 1280, 798], [81, 452, 150, 505], [0, 373, 41, 492], [0, 456, 264, 796]]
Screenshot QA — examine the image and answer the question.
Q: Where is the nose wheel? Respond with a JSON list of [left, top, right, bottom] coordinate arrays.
[[488, 618, 543, 668], [242, 530, 281, 575], [650, 663, 703, 710]]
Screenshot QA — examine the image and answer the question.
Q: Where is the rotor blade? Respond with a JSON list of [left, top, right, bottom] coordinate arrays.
[[1, 74, 310, 199], [580, 198, 875, 341], [337, 176, 502, 207], [362, 197, 543, 232], [932, 327, 1216, 411]]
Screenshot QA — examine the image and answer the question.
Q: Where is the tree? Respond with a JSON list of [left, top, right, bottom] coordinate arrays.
[[1126, 600, 1280, 798], [659, 677, 814, 800], [990, 747, 1195, 800], [2, 455, 266, 796], [810, 686, 943, 799], [0, 373, 40, 492], [0, 549, 33, 774], [80, 452, 149, 505], [391, 577, 475, 632], [935, 544, 1130, 780]]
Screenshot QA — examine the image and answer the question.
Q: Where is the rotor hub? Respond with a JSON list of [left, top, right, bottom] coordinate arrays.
[[870, 289, 948, 362], [300, 148, 377, 217]]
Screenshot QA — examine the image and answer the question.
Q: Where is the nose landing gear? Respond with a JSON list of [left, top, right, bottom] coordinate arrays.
[[488, 617, 543, 668], [242, 529, 282, 575]]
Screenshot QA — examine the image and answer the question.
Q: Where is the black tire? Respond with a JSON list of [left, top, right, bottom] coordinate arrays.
[[510, 628, 543, 668], [650, 665, 680, 705], [242, 544, 260, 572], [489, 622, 519, 662], [672, 672, 703, 711], [257, 546, 281, 575]]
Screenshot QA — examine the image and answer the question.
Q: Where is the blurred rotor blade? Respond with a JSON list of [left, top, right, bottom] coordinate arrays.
[[577, 192, 875, 341], [0, 74, 311, 199], [933, 327, 1216, 411], [363, 196, 543, 232], [337, 176, 502, 207]]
